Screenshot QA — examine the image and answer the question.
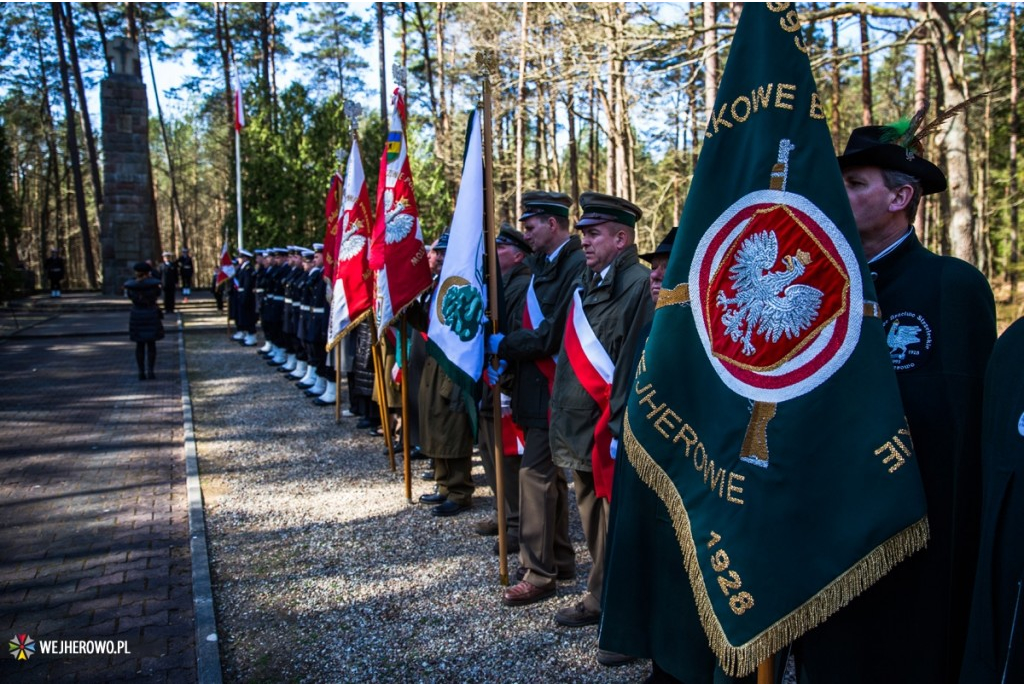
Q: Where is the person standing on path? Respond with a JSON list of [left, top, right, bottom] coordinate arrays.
[[124, 262, 165, 380], [159, 251, 179, 314]]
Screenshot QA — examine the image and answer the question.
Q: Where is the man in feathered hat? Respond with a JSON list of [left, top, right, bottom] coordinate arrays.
[[790, 117, 997, 683]]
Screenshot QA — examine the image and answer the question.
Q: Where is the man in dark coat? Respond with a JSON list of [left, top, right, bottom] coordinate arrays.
[[176, 247, 195, 302], [487, 191, 586, 607], [158, 252, 178, 313], [475, 225, 533, 552], [788, 124, 996, 683], [124, 262, 164, 380], [962, 316, 1024, 682], [548, 193, 653, 647], [44, 248, 65, 298], [234, 249, 258, 346]]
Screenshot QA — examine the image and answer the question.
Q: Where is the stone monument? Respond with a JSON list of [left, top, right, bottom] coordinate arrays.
[[99, 37, 157, 294]]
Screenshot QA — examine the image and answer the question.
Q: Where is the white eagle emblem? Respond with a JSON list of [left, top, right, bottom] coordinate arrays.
[[382, 189, 415, 244], [716, 230, 824, 356], [337, 213, 366, 262], [886, 321, 921, 363]]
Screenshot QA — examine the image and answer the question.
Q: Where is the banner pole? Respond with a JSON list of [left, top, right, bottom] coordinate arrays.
[[480, 52, 508, 586], [235, 128, 243, 252], [399, 314, 413, 504], [370, 325, 396, 472]]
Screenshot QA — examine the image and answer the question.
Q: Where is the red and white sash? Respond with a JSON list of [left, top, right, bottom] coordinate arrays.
[[522, 276, 558, 395], [563, 288, 616, 500]]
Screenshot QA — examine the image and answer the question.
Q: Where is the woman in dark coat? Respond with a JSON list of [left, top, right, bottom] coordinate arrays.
[[125, 262, 165, 380]]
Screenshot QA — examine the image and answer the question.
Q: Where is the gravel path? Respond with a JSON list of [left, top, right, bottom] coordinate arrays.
[[183, 308, 649, 683]]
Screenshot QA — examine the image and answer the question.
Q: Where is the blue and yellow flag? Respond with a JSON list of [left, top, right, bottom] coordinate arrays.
[[606, 3, 928, 676]]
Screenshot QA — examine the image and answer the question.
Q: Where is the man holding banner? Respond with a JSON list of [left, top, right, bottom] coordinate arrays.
[[601, 4, 929, 681], [488, 191, 585, 607], [548, 192, 652, 642]]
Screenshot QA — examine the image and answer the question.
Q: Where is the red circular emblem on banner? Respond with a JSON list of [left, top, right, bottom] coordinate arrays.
[[690, 190, 862, 402]]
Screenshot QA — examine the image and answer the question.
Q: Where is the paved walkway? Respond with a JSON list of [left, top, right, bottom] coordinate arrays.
[[0, 293, 212, 682]]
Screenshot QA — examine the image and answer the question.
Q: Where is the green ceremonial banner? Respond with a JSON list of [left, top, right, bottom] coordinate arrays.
[[620, 3, 928, 676]]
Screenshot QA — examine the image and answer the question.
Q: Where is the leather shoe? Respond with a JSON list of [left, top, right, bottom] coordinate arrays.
[[410, 449, 430, 461], [312, 397, 334, 406], [418, 492, 446, 504], [503, 580, 556, 607], [432, 500, 471, 517], [356, 418, 373, 429], [493, 537, 520, 555], [554, 601, 601, 627], [597, 649, 637, 668], [420, 470, 435, 481], [473, 518, 500, 536]]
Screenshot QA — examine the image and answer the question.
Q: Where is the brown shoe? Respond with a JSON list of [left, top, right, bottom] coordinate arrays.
[[554, 601, 601, 627], [473, 518, 499, 536], [502, 580, 556, 607]]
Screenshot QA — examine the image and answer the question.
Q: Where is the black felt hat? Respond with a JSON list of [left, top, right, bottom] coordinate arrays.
[[837, 126, 947, 195], [132, 261, 152, 274], [639, 227, 677, 262]]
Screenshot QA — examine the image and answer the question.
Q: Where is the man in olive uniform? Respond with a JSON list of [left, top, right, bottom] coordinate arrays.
[[177, 247, 195, 302], [487, 191, 586, 607], [962, 315, 1024, 682], [788, 124, 996, 682], [548, 193, 653, 644], [413, 232, 476, 516], [44, 248, 65, 298], [476, 225, 533, 553]]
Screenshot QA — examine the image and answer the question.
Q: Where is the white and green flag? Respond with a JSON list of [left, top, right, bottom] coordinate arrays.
[[426, 109, 486, 433]]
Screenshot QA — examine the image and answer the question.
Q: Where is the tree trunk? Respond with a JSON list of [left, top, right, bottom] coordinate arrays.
[[831, 18, 841, 151], [89, 3, 110, 75], [51, 2, 98, 289], [143, 20, 188, 250], [859, 12, 873, 126], [1010, 5, 1020, 302], [703, 2, 718, 120], [914, 39, 929, 241], [376, 3, 387, 122], [514, 2, 528, 209], [926, 2, 976, 264], [399, 3, 408, 72], [63, 4, 103, 224], [413, 3, 438, 116], [566, 86, 579, 202]]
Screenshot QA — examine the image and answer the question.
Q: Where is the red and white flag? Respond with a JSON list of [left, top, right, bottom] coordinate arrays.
[[326, 139, 374, 349], [233, 70, 245, 133], [216, 244, 235, 286], [369, 87, 431, 334]]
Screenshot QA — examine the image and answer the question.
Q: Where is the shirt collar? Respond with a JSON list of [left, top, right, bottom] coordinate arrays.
[[868, 227, 914, 265]]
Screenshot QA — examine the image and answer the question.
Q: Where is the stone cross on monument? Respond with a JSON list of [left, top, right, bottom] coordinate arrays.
[[106, 37, 141, 78]]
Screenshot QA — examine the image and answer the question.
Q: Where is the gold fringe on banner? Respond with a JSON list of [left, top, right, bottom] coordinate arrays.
[[325, 308, 373, 352], [622, 411, 930, 678]]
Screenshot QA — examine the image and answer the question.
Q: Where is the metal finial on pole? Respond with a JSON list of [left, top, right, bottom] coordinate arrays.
[[392, 64, 407, 91], [344, 100, 363, 135]]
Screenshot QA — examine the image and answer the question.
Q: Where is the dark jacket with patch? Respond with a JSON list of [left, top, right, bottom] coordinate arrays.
[[794, 231, 996, 683]]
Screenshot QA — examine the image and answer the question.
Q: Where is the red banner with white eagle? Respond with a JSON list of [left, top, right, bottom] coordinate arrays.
[[369, 88, 432, 333], [327, 138, 374, 349]]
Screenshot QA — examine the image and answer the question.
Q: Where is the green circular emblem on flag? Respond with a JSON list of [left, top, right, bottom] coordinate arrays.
[[437, 276, 483, 342]]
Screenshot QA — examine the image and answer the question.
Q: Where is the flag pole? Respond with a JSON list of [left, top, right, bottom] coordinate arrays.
[[334, 346, 341, 424], [479, 50, 508, 586], [235, 127, 243, 252], [370, 326, 397, 472], [399, 314, 413, 502]]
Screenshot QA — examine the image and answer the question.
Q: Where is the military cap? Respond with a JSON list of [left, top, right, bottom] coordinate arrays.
[[300, 249, 314, 260], [519, 190, 573, 221], [162, 251, 173, 257], [639, 227, 677, 262], [496, 224, 532, 254], [132, 261, 152, 274], [575, 191, 643, 229], [239, 248, 253, 258], [433, 232, 451, 251], [181, 247, 190, 253], [312, 243, 324, 253], [838, 125, 947, 195]]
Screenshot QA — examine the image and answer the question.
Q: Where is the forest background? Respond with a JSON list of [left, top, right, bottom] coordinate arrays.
[[1, 2, 1022, 325]]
